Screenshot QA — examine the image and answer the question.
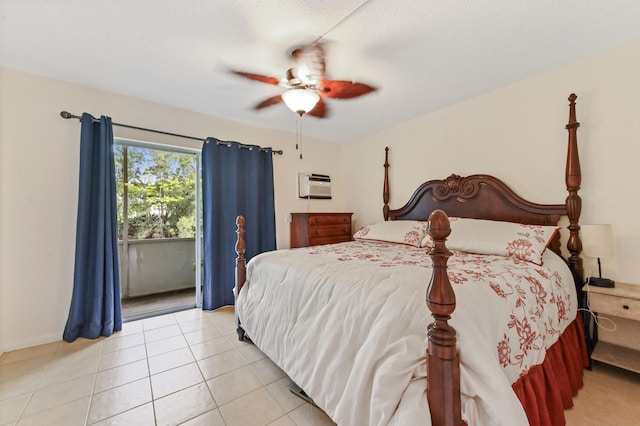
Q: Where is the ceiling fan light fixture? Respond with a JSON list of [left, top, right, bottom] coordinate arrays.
[[282, 88, 320, 116]]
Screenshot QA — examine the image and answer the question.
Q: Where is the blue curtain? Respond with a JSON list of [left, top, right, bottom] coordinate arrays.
[[202, 138, 276, 310], [63, 113, 122, 342]]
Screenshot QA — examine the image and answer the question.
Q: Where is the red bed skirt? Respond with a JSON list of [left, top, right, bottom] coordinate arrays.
[[512, 316, 589, 426]]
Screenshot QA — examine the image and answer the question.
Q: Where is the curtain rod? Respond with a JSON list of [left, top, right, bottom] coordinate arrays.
[[59, 111, 283, 155]]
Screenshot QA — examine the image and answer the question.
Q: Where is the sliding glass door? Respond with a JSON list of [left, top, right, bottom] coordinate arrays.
[[115, 138, 202, 318]]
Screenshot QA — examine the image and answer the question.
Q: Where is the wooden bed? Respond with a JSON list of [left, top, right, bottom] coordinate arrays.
[[234, 93, 587, 425]]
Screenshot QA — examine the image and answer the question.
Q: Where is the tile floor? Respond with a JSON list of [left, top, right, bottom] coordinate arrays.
[[0, 307, 336, 426]]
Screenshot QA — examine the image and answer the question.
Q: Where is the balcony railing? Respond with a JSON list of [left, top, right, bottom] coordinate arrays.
[[118, 238, 196, 299]]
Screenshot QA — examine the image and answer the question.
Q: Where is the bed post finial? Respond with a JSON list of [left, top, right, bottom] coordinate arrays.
[[426, 210, 461, 426], [568, 94, 577, 120], [235, 215, 247, 340], [565, 94, 584, 287], [383, 147, 390, 221]]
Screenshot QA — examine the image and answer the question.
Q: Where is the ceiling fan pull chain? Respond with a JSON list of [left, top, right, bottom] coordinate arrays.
[[293, 114, 303, 160], [295, 115, 300, 151], [298, 115, 303, 160]]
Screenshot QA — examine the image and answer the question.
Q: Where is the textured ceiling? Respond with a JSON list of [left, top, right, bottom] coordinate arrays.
[[1, 0, 640, 143]]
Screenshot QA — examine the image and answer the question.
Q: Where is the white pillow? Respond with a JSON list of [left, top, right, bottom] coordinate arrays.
[[354, 220, 429, 247], [431, 217, 559, 265]]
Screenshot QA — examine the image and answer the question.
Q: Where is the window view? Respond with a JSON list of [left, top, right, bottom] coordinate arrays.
[[115, 146, 196, 240], [115, 143, 199, 320]]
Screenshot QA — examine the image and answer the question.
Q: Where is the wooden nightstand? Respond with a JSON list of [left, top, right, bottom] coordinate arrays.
[[584, 282, 640, 373], [290, 212, 353, 248]]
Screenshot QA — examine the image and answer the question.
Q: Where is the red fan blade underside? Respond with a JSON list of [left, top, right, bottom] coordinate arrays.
[[255, 95, 283, 110], [319, 80, 376, 99], [307, 98, 328, 118], [232, 71, 280, 86]]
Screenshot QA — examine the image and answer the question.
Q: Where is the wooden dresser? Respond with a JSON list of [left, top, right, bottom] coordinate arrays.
[[290, 212, 353, 248]]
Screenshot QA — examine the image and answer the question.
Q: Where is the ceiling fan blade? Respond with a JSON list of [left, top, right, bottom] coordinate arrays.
[[307, 98, 328, 118], [291, 43, 326, 85], [319, 80, 376, 99], [255, 95, 283, 110], [232, 70, 281, 86]]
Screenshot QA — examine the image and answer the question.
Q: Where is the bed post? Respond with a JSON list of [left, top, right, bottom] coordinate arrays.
[[383, 146, 390, 221], [235, 215, 247, 341], [426, 210, 461, 426], [565, 94, 584, 287]]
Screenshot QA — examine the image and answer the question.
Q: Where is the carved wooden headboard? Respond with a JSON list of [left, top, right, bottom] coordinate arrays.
[[384, 171, 567, 256]]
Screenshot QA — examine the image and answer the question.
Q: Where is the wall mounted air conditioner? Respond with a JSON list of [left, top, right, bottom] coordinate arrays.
[[298, 173, 332, 199]]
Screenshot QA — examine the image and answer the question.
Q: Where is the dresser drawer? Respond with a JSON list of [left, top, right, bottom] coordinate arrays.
[[590, 292, 640, 321], [309, 224, 351, 237], [309, 235, 352, 246], [308, 215, 351, 225]]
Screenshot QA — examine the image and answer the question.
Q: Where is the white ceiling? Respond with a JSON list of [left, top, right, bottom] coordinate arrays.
[[1, 0, 640, 143]]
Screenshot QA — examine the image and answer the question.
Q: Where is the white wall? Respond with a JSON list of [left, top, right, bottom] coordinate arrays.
[[0, 68, 344, 352], [2, 39, 639, 353], [341, 39, 640, 286]]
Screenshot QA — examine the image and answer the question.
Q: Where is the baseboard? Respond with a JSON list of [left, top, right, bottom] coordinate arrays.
[[3, 331, 62, 353]]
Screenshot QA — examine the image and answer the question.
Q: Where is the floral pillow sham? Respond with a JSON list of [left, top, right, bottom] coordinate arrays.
[[432, 217, 559, 265], [354, 220, 429, 247]]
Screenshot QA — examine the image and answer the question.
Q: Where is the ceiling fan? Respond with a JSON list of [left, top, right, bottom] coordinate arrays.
[[232, 43, 377, 118]]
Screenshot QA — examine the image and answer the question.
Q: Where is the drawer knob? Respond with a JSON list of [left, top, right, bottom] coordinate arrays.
[[623, 304, 630, 310]]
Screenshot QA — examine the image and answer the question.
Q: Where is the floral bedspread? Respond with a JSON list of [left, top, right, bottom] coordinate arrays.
[[237, 240, 577, 425], [308, 240, 575, 377]]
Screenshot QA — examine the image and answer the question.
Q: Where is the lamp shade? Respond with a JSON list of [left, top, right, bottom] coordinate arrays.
[[581, 224, 615, 258], [281, 88, 320, 115]]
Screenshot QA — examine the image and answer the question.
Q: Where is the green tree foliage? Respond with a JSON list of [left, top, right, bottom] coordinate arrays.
[[115, 146, 196, 239]]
